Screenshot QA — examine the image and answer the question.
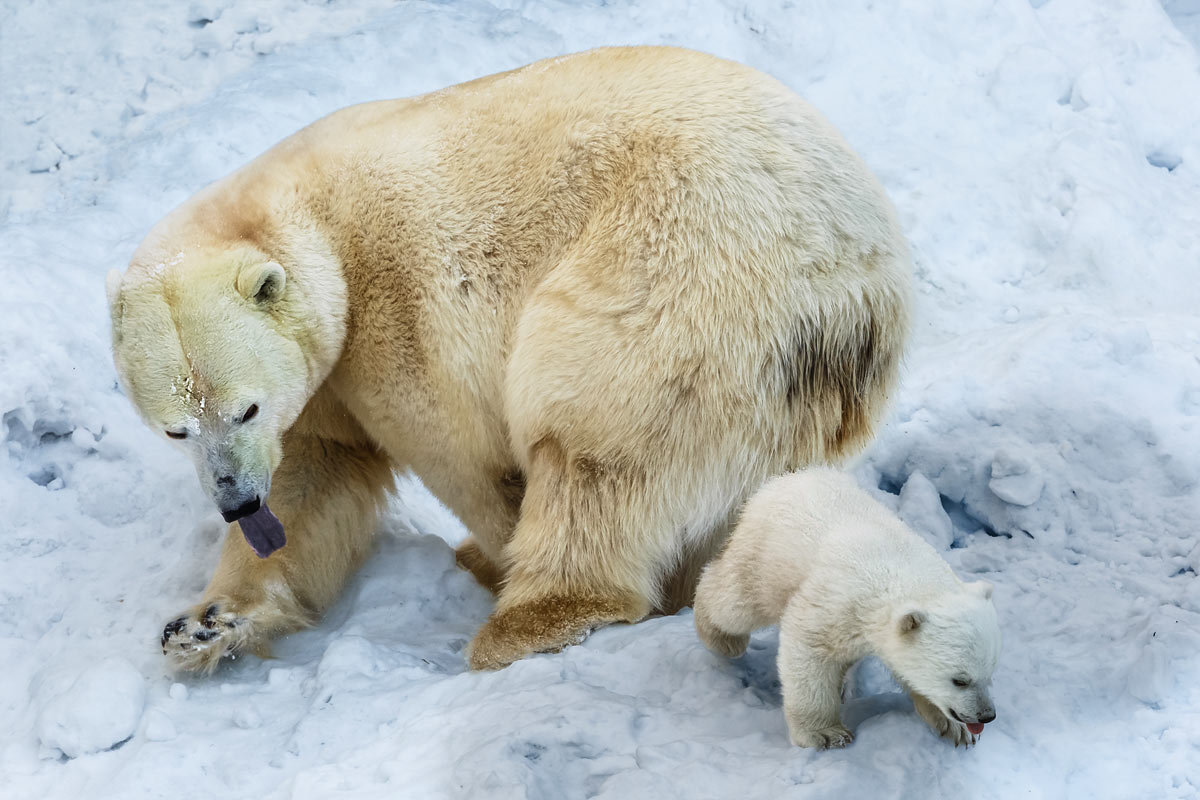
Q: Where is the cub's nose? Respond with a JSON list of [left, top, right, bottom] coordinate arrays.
[[220, 496, 261, 523], [978, 709, 996, 724]]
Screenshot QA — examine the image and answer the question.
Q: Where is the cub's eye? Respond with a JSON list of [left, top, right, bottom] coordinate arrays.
[[166, 430, 187, 440], [952, 678, 971, 688], [239, 404, 259, 424]]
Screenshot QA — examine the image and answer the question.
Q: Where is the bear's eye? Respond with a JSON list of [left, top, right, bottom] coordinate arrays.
[[239, 404, 259, 424], [952, 677, 971, 688], [166, 430, 188, 440]]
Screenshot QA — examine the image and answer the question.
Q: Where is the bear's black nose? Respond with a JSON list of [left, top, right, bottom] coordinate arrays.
[[221, 496, 261, 523], [979, 709, 996, 724]]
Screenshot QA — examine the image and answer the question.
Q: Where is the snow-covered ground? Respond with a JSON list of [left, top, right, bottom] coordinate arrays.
[[2, 0, 1198, 797]]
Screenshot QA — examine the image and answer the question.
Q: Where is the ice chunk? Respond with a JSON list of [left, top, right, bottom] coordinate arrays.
[[898, 471, 954, 550], [988, 450, 1044, 507], [1126, 640, 1168, 708]]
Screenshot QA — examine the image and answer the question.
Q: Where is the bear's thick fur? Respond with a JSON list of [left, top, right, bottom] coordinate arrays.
[[107, 47, 912, 672], [694, 468, 1000, 748]]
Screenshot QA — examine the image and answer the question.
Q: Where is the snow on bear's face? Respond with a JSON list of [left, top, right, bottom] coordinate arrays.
[[106, 248, 327, 523], [886, 581, 1001, 729]]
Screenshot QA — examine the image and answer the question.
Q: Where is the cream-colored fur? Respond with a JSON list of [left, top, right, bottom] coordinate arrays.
[[107, 46, 912, 673], [694, 468, 1000, 749]]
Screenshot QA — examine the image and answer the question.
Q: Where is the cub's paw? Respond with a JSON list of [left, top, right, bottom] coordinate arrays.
[[914, 696, 977, 748], [788, 724, 855, 750], [696, 622, 750, 659], [160, 602, 252, 674], [940, 717, 978, 748]]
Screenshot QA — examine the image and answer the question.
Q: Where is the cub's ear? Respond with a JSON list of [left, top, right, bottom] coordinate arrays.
[[236, 261, 286, 303], [897, 608, 927, 635], [968, 580, 994, 600], [105, 269, 123, 315]]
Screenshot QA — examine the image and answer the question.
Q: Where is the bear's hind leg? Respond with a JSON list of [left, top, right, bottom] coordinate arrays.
[[659, 523, 729, 614], [465, 437, 666, 670], [445, 468, 523, 595], [455, 537, 506, 594], [161, 432, 392, 673]]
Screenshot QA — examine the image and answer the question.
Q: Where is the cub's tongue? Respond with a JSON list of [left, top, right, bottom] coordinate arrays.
[[237, 503, 286, 558], [966, 722, 985, 735]]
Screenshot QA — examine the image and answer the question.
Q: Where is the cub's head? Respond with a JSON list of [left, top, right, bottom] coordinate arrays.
[[107, 241, 345, 522], [884, 580, 1000, 733]]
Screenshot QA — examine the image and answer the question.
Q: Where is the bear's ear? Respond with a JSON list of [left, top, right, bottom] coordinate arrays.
[[105, 269, 123, 316], [236, 261, 286, 304], [897, 608, 927, 635], [968, 580, 994, 600]]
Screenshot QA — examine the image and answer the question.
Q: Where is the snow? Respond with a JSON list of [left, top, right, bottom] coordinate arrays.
[[987, 449, 1045, 507], [34, 658, 146, 759], [1, 0, 1198, 798], [898, 471, 956, 550]]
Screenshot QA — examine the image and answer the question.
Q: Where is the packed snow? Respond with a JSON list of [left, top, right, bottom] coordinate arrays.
[[1, 0, 1198, 798], [34, 657, 146, 759]]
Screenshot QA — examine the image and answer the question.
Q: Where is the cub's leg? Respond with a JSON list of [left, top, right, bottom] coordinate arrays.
[[778, 598, 854, 748], [161, 433, 392, 673], [466, 437, 665, 670], [692, 546, 765, 658]]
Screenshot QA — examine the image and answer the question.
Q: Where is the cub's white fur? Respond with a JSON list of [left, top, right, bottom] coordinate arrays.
[[694, 468, 1000, 748]]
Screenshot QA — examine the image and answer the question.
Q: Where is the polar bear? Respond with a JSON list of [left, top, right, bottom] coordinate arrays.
[[106, 46, 912, 673], [694, 468, 1000, 748]]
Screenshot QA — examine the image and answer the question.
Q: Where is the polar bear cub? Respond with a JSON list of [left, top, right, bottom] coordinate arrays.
[[694, 468, 1000, 749]]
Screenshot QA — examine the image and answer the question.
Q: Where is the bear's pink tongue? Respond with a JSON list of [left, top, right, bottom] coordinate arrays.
[[966, 722, 985, 735], [237, 503, 286, 558]]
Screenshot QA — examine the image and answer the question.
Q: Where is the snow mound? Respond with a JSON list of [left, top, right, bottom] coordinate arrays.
[[35, 658, 146, 759]]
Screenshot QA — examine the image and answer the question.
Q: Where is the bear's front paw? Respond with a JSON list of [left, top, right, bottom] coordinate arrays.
[[160, 602, 253, 674], [788, 723, 855, 750]]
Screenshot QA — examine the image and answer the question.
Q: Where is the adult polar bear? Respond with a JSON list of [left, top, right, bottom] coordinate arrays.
[[107, 47, 912, 672]]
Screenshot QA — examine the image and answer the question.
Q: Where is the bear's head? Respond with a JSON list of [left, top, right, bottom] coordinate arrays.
[[882, 580, 1000, 732], [106, 238, 346, 523]]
